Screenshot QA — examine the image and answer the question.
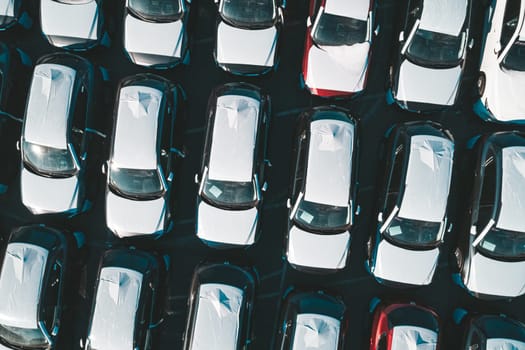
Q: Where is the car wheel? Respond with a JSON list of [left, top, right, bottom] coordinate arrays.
[[476, 73, 486, 97]]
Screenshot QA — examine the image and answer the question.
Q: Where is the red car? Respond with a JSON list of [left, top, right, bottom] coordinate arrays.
[[301, 0, 375, 98], [370, 302, 440, 350]]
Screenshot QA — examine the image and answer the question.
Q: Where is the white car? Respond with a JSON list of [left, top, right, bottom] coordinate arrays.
[[124, 0, 191, 68], [475, 0, 525, 123], [214, 0, 284, 75], [302, 0, 375, 97], [0, 0, 31, 30], [40, 0, 107, 50], [367, 121, 454, 286], [387, 0, 472, 112], [286, 106, 358, 273]]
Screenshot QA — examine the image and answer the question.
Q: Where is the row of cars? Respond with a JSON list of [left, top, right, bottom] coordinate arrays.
[[1, 225, 523, 350], [4, 0, 525, 123]]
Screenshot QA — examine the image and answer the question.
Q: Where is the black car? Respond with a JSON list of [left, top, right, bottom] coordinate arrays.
[[83, 248, 167, 350], [386, 0, 472, 112], [285, 106, 358, 273], [367, 121, 454, 287], [454, 131, 525, 299], [104, 73, 185, 239], [19, 52, 102, 216], [275, 290, 347, 350], [0, 225, 82, 350], [195, 83, 270, 248], [183, 263, 256, 350], [0, 0, 31, 31]]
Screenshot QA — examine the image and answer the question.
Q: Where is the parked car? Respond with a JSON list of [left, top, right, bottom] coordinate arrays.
[[83, 248, 167, 350], [0, 0, 31, 30], [195, 83, 270, 248], [474, 0, 525, 123], [275, 290, 347, 350], [19, 53, 99, 216], [0, 42, 31, 192], [182, 263, 256, 350], [40, 0, 107, 51], [387, 0, 472, 112], [454, 131, 525, 299], [370, 301, 440, 350], [455, 312, 525, 349], [366, 121, 454, 287], [0, 225, 80, 350], [301, 0, 375, 97], [104, 74, 185, 239], [213, 0, 284, 75], [123, 0, 191, 68], [286, 106, 358, 273]]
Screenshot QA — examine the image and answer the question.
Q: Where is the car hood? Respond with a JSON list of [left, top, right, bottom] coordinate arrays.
[[372, 239, 439, 286], [287, 225, 350, 270], [483, 68, 525, 122], [196, 201, 258, 246], [124, 13, 184, 61], [216, 21, 277, 67], [305, 42, 370, 94], [20, 168, 79, 214], [105, 190, 166, 238], [464, 252, 525, 298], [395, 60, 461, 106], [40, 0, 99, 41]]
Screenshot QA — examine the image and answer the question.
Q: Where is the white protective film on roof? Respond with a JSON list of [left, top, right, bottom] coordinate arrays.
[[304, 119, 354, 207], [487, 338, 525, 350], [419, 0, 467, 37], [24, 63, 76, 150], [497, 147, 525, 233], [324, 0, 369, 21], [0, 243, 48, 329], [208, 94, 260, 183], [189, 283, 243, 350], [291, 313, 340, 350], [398, 135, 454, 223], [111, 85, 163, 170], [88, 267, 143, 350], [391, 325, 438, 350], [0, 0, 15, 18]]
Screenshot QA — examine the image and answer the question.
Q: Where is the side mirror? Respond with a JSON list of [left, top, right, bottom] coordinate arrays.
[[468, 38, 474, 49], [494, 42, 501, 54], [194, 173, 199, 184], [167, 172, 174, 182], [306, 16, 312, 27], [470, 225, 477, 235], [374, 25, 380, 36], [101, 162, 107, 175], [398, 31, 404, 42], [16, 140, 20, 151], [286, 198, 291, 209], [264, 159, 272, 168], [278, 7, 284, 24], [377, 212, 383, 222], [262, 182, 268, 192], [161, 149, 168, 158], [355, 205, 361, 216]]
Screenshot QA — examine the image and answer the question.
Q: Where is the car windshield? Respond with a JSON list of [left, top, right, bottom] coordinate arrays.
[[478, 227, 525, 260], [384, 216, 441, 247], [294, 199, 350, 232], [202, 176, 256, 209], [128, 0, 182, 21], [22, 141, 77, 178], [312, 12, 367, 46], [0, 324, 47, 348], [220, 0, 276, 28], [109, 166, 165, 200], [502, 41, 525, 71], [406, 28, 464, 67]]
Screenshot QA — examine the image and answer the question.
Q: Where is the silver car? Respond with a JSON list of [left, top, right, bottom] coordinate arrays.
[[104, 74, 185, 239], [124, 0, 191, 68], [0, 0, 31, 30], [40, 0, 107, 51], [19, 53, 98, 216], [214, 0, 284, 75], [367, 121, 454, 286]]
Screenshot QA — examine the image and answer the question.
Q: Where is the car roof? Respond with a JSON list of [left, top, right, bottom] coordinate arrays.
[[208, 94, 260, 183], [0, 242, 49, 329], [419, 0, 468, 37], [292, 313, 340, 350], [398, 134, 453, 223], [189, 283, 244, 350], [88, 266, 143, 350], [304, 118, 354, 208], [487, 339, 525, 350], [24, 63, 76, 150], [391, 325, 437, 350], [324, 0, 369, 21], [497, 146, 525, 232], [111, 85, 163, 170]]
